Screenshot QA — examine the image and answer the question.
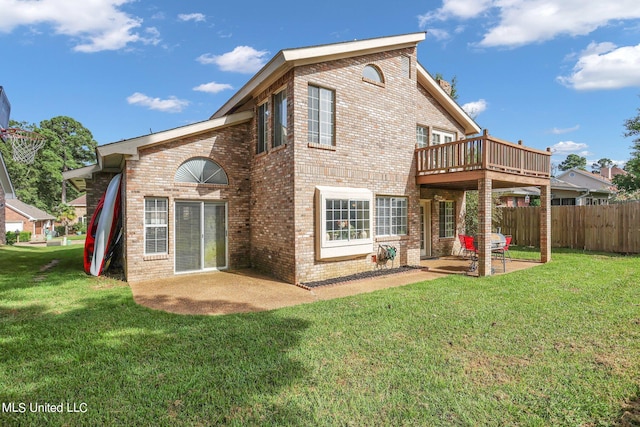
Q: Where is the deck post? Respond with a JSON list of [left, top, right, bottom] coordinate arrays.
[[540, 184, 552, 263], [478, 177, 493, 276]]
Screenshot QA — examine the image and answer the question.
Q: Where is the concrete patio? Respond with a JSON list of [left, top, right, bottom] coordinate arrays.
[[129, 256, 543, 316]]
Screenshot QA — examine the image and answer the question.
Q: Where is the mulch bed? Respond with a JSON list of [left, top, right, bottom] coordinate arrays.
[[300, 265, 423, 289]]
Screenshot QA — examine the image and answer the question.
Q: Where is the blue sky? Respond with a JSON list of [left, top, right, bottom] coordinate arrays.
[[1, 0, 640, 169]]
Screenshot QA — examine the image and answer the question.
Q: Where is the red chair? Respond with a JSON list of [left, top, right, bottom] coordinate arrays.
[[463, 235, 479, 271], [502, 235, 512, 260], [458, 234, 467, 256]]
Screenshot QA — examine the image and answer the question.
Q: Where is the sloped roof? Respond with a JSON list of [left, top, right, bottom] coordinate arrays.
[[68, 194, 86, 207], [6, 199, 55, 221], [211, 32, 480, 135], [556, 168, 615, 192]]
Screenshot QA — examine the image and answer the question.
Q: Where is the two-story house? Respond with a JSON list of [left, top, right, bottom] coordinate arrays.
[[64, 32, 551, 283]]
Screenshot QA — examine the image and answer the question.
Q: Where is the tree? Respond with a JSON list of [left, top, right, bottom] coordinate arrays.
[[591, 158, 615, 173], [464, 191, 503, 236], [0, 116, 97, 212], [613, 105, 640, 195], [558, 154, 587, 171], [54, 202, 77, 236]]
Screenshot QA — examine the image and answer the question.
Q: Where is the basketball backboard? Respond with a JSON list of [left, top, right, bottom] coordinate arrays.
[[0, 86, 10, 131]]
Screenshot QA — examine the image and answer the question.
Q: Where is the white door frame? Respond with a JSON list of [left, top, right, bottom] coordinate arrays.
[[420, 200, 431, 258]]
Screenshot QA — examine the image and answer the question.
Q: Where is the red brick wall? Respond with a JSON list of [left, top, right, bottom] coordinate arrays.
[[249, 72, 297, 283], [290, 48, 424, 283], [123, 125, 251, 283]]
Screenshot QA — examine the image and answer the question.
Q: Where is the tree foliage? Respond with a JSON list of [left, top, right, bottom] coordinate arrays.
[[591, 158, 615, 173], [464, 191, 503, 236], [558, 154, 587, 171], [0, 116, 97, 212], [613, 105, 640, 195]]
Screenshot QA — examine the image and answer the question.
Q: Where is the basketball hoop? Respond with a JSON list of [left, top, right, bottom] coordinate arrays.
[[0, 128, 46, 164]]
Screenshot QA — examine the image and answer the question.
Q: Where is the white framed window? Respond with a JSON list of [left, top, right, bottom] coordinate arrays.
[[308, 85, 335, 146], [376, 196, 408, 236], [273, 90, 287, 147], [316, 186, 373, 260], [432, 129, 455, 145], [416, 125, 428, 148], [438, 201, 455, 238], [257, 102, 268, 154], [145, 197, 168, 255]]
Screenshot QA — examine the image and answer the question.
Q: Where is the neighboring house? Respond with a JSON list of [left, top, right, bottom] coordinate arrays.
[[555, 169, 615, 205], [4, 199, 56, 240], [64, 32, 552, 282], [494, 187, 539, 207], [68, 194, 87, 224], [599, 166, 627, 181], [0, 151, 15, 245]]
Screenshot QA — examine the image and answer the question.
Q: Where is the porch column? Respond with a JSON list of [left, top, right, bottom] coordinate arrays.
[[478, 177, 493, 276], [540, 184, 552, 263]]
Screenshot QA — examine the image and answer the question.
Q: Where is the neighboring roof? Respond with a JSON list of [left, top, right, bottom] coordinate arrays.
[[0, 151, 15, 199], [6, 199, 55, 221], [494, 176, 614, 198], [493, 186, 540, 197], [211, 32, 481, 135], [557, 168, 613, 185], [68, 194, 86, 207]]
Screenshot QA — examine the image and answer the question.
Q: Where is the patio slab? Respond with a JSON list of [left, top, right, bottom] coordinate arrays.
[[129, 257, 542, 316]]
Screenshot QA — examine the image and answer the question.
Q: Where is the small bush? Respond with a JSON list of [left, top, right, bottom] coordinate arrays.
[[18, 231, 31, 242], [5, 232, 17, 245]]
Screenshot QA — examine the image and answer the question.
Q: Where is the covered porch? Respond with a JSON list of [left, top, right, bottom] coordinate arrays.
[[416, 130, 552, 277]]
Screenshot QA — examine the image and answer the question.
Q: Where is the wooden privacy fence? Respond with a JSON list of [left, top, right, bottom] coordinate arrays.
[[497, 202, 640, 253]]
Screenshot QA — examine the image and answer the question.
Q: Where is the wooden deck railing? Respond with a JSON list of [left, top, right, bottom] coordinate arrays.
[[415, 130, 551, 178]]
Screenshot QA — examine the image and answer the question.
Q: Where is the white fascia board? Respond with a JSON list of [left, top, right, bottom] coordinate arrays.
[[213, 33, 426, 119], [62, 164, 101, 181], [416, 63, 481, 136]]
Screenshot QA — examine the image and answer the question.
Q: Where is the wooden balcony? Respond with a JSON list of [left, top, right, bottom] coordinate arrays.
[[415, 130, 551, 189]]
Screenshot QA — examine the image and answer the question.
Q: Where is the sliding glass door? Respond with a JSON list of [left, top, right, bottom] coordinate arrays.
[[175, 201, 227, 273]]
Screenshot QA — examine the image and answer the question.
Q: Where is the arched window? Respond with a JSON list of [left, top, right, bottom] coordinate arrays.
[[363, 64, 384, 84], [175, 158, 228, 185]]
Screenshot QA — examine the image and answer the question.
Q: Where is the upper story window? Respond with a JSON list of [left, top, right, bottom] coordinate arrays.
[[175, 158, 228, 185], [432, 129, 455, 145], [273, 90, 287, 148], [257, 102, 268, 154], [308, 85, 335, 146], [363, 64, 384, 84], [416, 125, 428, 148]]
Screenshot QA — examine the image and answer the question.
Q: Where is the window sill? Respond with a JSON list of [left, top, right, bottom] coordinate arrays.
[[362, 77, 385, 88], [376, 235, 409, 242], [308, 142, 336, 151], [144, 254, 169, 261]]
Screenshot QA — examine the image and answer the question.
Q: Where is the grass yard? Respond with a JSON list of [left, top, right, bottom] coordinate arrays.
[[0, 245, 639, 426]]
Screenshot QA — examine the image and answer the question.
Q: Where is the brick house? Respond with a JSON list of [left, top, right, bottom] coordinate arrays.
[[4, 199, 56, 239], [64, 33, 552, 283]]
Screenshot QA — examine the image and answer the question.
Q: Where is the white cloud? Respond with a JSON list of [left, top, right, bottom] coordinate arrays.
[[557, 42, 640, 90], [193, 82, 233, 94], [126, 92, 189, 113], [426, 28, 451, 41], [419, 0, 493, 26], [461, 99, 487, 118], [550, 125, 580, 135], [197, 46, 269, 74], [178, 13, 206, 23], [418, 1, 640, 48], [551, 141, 591, 156], [0, 0, 158, 53]]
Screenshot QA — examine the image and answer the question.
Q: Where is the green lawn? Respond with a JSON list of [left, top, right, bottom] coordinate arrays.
[[1, 245, 639, 426]]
